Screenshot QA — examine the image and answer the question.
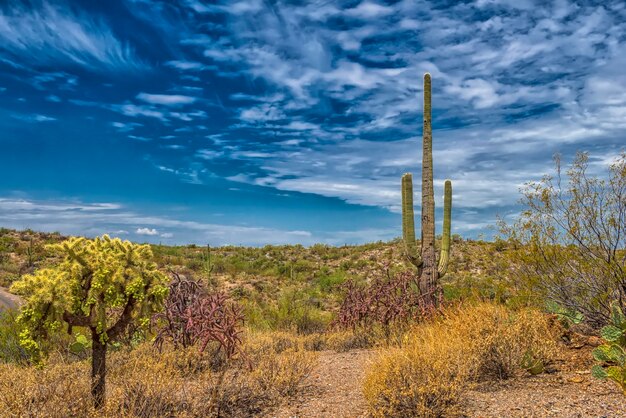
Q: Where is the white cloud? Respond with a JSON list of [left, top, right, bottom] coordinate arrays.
[[0, 1, 143, 71], [344, 1, 394, 19], [164, 60, 205, 71], [136, 227, 159, 236], [11, 113, 57, 122], [0, 197, 319, 245], [136, 92, 197, 106]]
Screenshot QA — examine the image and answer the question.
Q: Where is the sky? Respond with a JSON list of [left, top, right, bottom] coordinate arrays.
[[0, 0, 624, 246]]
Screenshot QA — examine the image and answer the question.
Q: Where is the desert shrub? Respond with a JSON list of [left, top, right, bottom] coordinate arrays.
[[364, 322, 470, 417], [0, 309, 28, 364], [0, 332, 317, 418], [452, 303, 558, 379], [253, 348, 317, 397], [316, 270, 347, 293], [153, 272, 203, 349], [325, 330, 375, 352], [333, 268, 429, 336], [0, 356, 91, 418], [269, 288, 331, 334], [500, 152, 626, 327], [153, 272, 244, 362], [363, 303, 559, 417]]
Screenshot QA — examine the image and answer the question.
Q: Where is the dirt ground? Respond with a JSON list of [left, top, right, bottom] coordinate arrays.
[[264, 338, 626, 418], [264, 349, 373, 418]]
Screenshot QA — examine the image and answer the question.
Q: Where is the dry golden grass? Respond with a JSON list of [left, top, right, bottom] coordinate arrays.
[[363, 303, 560, 418], [0, 332, 318, 418]]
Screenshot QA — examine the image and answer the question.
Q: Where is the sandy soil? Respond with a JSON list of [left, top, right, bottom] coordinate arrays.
[[264, 349, 373, 418], [264, 341, 626, 418]]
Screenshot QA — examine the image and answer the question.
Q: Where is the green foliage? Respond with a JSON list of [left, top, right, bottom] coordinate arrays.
[[592, 303, 626, 394], [0, 309, 28, 364], [69, 332, 92, 356], [545, 300, 584, 327], [316, 270, 347, 293], [10, 235, 169, 408]]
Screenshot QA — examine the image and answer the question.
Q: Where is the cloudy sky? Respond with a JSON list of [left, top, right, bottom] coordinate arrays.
[[0, 0, 624, 246]]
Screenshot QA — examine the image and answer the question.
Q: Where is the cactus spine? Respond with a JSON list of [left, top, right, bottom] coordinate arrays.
[[402, 73, 452, 307]]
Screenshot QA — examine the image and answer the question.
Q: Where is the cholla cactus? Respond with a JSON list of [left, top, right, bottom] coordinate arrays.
[[402, 73, 452, 307], [592, 303, 626, 394], [11, 236, 169, 408]]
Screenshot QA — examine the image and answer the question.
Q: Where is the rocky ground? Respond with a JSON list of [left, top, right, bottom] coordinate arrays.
[[0, 287, 20, 311]]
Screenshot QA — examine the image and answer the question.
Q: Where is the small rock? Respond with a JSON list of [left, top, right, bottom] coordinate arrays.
[[587, 336, 602, 347]]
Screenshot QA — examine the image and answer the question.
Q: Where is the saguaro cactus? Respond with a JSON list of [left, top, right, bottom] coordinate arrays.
[[402, 73, 452, 307]]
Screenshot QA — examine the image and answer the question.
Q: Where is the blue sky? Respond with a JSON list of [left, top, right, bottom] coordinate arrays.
[[0, 0, 624, 246]]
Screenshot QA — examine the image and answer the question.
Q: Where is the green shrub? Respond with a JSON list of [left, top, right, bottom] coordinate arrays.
[[0, 310, 28, 364]]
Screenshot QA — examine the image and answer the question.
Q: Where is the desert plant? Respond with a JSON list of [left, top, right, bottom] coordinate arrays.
[[10, 235, 168, 408], [0, 309, 28, 364], [154, 272, 245, 361], [363, 303, 558, 417], [153, 272, 204, 350], [592, 303, 626, 394], [402, 73, 453, 307], [0, 333, 317, 418], [186, 292, 245, 359], [500, 152, 626, 327], [333, 267, 428, 336]]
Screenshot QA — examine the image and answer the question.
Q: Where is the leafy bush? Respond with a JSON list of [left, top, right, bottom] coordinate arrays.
[[592, 303, 626, 394], [363, 303, 559, 417], [500, 152, 626, 327]]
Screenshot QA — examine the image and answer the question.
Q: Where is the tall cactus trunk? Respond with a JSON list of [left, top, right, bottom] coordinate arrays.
[[401, 73, 453, 309], [420, 73, 438, 306]]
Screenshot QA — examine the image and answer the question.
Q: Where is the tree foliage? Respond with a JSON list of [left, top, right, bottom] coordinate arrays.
[[500, 152, 626, 327]]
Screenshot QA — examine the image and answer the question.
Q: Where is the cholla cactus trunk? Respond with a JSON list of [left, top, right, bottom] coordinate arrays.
[[401, 73, 452, 308]]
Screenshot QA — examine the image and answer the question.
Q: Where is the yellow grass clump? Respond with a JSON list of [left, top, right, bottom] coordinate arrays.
[[0, 331, 317, 418], [363, 303, 560, 417]]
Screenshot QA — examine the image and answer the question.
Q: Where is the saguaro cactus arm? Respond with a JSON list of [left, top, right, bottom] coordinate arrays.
[[437, 180, 452, 277], [402, 173, 422, 268]]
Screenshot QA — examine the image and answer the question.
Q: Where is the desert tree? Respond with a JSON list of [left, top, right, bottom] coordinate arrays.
[[500, 152, 626, 327], [10, 235, 168, 408]]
